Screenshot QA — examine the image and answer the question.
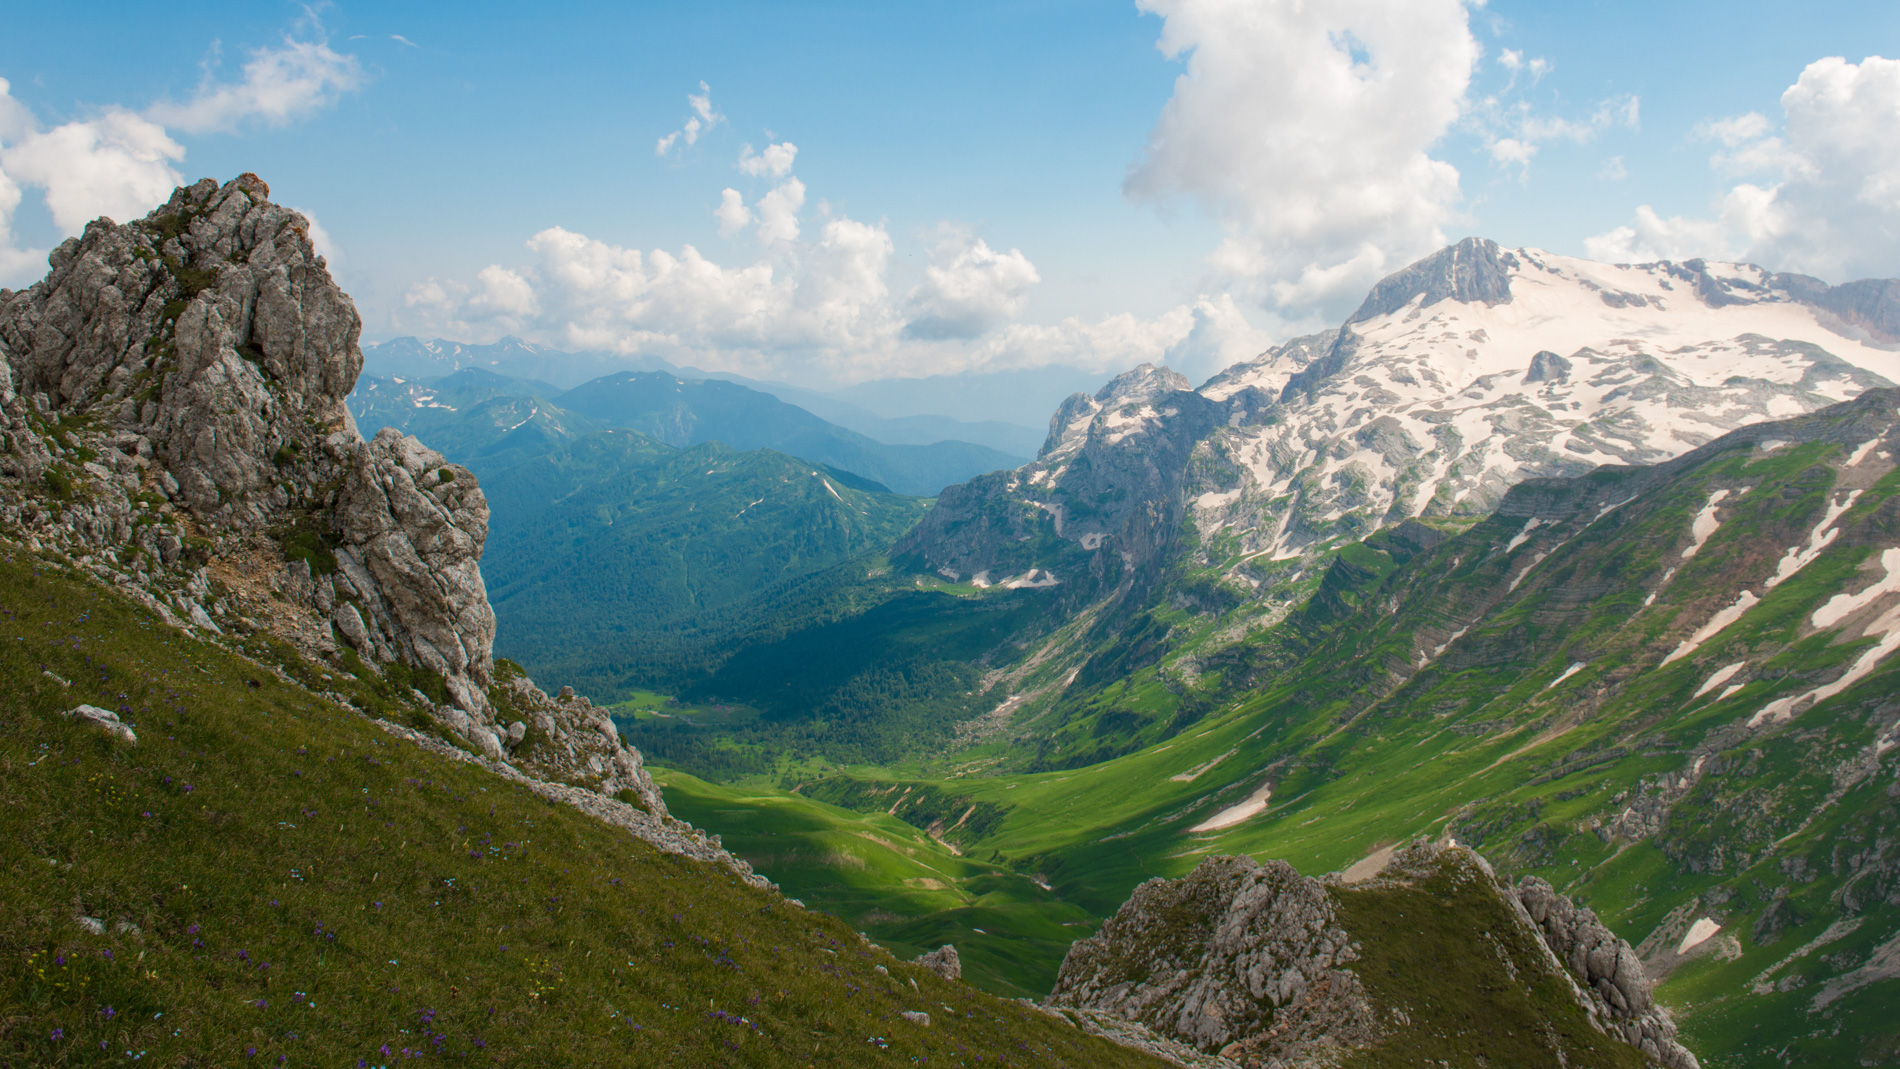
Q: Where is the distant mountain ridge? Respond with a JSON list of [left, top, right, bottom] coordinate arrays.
[[360, 335, 1074, 459], [349, 366, 1027, 496]]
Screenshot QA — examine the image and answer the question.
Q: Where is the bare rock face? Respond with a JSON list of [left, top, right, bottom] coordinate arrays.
[[1516, 876, 1700, 1069], [334, 428, 497, 713], [1047, 855, 1375, 1067], [0, 174, 659, 811]]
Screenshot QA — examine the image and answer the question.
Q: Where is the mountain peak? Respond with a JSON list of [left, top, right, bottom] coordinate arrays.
[[1348, 236, 1518, 324]]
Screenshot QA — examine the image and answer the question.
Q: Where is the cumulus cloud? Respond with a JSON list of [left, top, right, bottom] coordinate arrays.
[[753, 178, 806, 244], [714, 188, 752, 235], [656, 82, 724, 157], [1587, 55, 1900, 281], [737, 141, 797, 178], [1127, 0, 1479, 316], [396, 194, 1256, 384], [146, 37, 364, 134], [0, 94, 184, 233], [1, 76, 188, 283], [903, 230, 1041, 340], [400, 209, 898, 379], [0, 31, 360, 287]]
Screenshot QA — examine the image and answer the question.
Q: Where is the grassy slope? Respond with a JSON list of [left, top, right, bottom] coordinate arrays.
[[678, 419, 1900, 1066], [654, 771, 1097, 1000], [0, 549, 1163, 1068]]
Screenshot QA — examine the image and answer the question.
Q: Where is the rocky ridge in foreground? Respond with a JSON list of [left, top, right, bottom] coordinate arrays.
[[1049, 842, 1696, 1069], [0, 174, 758, 883]]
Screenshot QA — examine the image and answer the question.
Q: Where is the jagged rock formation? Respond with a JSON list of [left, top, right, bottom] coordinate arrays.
[[1047, 855, 1376, 1067], [1051, 843, 1697, 1069], [1515, 877, 1699, 1068], [0, 174, 729, 862], [0, 175, 499, 718]]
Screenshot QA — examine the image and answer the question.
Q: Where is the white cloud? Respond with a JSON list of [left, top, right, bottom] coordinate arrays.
[[737, 141, 798, 178], [290, 205, 341, 263], [1588, 55, 1900, 281], [0, 31, 360, 286], [1475, 93, 1640, 178], [903, 230, 1041, 340], [714, 188, 752, 235], [1160, 293, 1273, 382], [397, 197, 1251, 384], [1127, 0, 1480, 317], [400, 211, 895, 379], [146, 37, 363, 134], [1496, 49, 1550, 90], [1583, 204, 1734, 264], [656, 81, 724, 157], [1, 104, 184, 234], [754, 178, 805, 243]]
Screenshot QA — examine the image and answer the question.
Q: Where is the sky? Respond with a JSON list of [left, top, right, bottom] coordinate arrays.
[[3, 1, 1899, 388]]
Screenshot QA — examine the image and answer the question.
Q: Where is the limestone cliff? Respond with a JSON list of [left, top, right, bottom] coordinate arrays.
[[0, 175, 674, 832]]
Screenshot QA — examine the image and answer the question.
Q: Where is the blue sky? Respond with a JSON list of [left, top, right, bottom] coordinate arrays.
[[4, 1, 1898, 386]]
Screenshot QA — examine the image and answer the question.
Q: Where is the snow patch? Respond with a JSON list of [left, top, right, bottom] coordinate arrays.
[[1190, 780, 1274, 833], [1847, 437, 1882, 467], [1545, 662, 1586, 690], [1695, 661, 1748, 698], [1663, 590, 1761, 664], [1811, 548, 1900, 628], [1681, 489, 1730, 559], [1506, 517, 1545, 553], [1678, 918, 1723, 955], [1170, 749, 1236, 783], [1766, 490, 1863, 589]]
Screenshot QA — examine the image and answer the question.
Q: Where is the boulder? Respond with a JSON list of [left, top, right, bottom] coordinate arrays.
[[913, 944, 961, 982], [64, 704, 136, 745]]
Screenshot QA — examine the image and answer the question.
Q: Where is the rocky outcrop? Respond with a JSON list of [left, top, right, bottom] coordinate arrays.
[[1515, 876, 1700, 1069], [1047, 855, 1375, 1067], [0, 175, 673, 826], [912, 943, 962, 982], [0, 175, 501, 711], [1051, 843, 1703, 1069], [334, 428, 497, 715], [493, 666, 666, 816]]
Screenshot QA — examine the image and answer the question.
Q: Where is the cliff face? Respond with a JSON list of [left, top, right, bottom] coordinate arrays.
[[0, 175, 666, 818]]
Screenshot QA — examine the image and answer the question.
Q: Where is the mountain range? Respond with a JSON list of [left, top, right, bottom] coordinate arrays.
[[4, 174, 1899, 1067], [349, 365, 1029, 497], [360, 334, 1089, 460]]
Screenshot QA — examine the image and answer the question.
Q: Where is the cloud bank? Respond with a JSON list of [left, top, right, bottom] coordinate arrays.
[[1587, 55, 1900, 283]]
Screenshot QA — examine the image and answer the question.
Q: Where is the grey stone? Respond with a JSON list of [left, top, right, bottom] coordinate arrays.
[[899, 1010, 930, 1026], [913, 944, 962, 982], [64, 704, 136, 745], [332, 602, 370, 650]]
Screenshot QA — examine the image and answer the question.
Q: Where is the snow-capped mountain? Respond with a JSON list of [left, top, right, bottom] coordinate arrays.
[[897, 238, 1900, 601]]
